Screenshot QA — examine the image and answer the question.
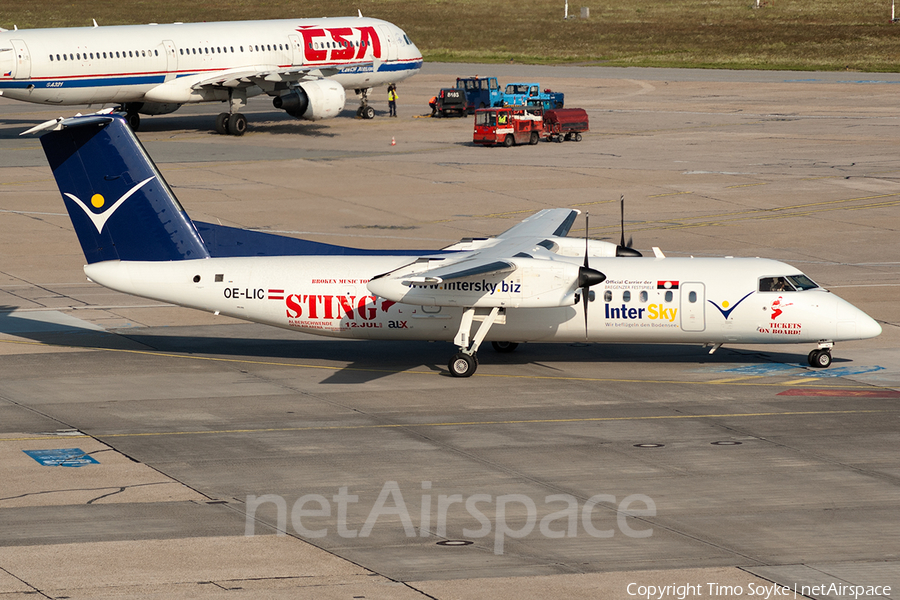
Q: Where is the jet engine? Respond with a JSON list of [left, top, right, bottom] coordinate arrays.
[[127, 102, 182, 116], [273, 79, 346, 121]]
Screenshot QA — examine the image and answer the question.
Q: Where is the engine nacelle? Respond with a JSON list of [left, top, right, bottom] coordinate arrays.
[[273, 79, 346, 121], [127, 102, 182, 116]]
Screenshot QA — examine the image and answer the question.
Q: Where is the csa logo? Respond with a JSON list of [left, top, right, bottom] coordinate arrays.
[[63, 177, 154, 234]]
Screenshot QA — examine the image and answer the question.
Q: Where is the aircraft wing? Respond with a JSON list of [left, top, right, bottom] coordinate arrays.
[[373, 209, 580, 284], [496, 208, 579, 239], [190, 63, 370, 90]]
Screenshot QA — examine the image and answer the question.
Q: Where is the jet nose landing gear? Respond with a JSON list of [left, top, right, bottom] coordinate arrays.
[[355, 88, 375, 119]]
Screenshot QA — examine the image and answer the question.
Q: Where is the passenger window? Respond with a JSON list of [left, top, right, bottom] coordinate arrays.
[[604, 290, 612, 302], [665, 291, 673, 302], [623, 291, 631, 302], [688, 291, 697, 303]]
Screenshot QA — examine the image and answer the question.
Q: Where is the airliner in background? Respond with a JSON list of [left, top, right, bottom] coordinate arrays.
[[0, 15, 423, 135]]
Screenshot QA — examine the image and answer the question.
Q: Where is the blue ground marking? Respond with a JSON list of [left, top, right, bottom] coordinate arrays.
[[800, 365, 885, 378], [699, 363, 886, 378], [23, 448, 100, 467]]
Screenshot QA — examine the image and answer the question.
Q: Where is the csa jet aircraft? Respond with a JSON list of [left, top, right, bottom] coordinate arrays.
[[0, 15, 422, 135], [32, 114, 881, 376]]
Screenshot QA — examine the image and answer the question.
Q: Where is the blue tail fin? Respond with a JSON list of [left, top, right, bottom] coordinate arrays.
[[40, 115, 210, 263]]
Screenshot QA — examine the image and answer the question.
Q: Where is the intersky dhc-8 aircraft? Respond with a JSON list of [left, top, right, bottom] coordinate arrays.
[[33, 114, 880, 377], [0, 15, 422, 135]]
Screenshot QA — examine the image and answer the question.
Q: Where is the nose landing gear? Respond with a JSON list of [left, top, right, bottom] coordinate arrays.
[[807, 341, 834, 368], [355, 88, 375, 119]]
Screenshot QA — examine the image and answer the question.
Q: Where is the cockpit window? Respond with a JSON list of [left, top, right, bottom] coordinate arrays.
[[786, 274, 819, 290], [758, 275, 820, 292]]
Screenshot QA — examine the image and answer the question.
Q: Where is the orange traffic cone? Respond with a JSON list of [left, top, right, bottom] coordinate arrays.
[[391, 137, 396, 146]]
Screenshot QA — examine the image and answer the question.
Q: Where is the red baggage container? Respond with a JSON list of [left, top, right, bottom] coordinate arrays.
[[543, 108, 588, 142]]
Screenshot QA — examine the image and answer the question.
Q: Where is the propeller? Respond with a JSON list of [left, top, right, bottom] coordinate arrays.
[[616, 194, 642, 257], [578, 212, 606, 338]]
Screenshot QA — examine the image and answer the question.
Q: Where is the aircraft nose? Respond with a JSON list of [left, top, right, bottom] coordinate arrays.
[[836, 298, 882, 340]]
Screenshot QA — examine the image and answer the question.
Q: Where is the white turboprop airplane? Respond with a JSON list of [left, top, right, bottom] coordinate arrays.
[[0, 15, 422, 135], [31, 114, 881, 377]]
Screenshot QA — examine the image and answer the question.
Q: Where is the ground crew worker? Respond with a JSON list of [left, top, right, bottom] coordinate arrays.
[[429, 95, 437, 117], [387, 84, 398, 117]]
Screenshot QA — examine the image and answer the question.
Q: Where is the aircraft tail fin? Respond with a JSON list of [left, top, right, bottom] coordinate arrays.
[[39, 115, 210, 264]]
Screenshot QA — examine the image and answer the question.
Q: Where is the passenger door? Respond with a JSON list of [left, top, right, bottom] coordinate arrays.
[[680, 282, 706, 332]]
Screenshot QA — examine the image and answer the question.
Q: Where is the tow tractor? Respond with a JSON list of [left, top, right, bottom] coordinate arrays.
[[473, 107, 544, 146], [473, 107, 589, 147]]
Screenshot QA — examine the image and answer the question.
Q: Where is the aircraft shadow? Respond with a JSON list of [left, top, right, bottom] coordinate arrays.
[[25, 327, 838, 384], [0, 107, 374, 139], [0, 309, 848, 384]]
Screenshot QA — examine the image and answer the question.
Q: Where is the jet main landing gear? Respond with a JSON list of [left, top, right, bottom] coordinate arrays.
[[216, 89, 249, 136], [215, 112, 248, 136]]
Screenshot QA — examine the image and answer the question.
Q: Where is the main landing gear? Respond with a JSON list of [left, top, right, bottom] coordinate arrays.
[[448, 307, 509, 377], [355, 88, 376, 119], [807, 341, 833, 368], [215, 89, 249, 136]]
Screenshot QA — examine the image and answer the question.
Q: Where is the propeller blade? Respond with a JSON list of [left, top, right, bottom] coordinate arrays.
[[582, 283, 589, 339], [583, 212, 591, 338], [615, 194, 643, 257], [584, 212, 590, 270]]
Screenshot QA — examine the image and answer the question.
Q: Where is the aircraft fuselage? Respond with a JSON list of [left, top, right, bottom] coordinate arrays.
[[0, 17, 422, 106], [82, 255, 880, 346]]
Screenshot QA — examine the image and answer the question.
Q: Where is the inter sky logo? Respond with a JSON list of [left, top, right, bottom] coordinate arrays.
[[63, 177, 154, 233]]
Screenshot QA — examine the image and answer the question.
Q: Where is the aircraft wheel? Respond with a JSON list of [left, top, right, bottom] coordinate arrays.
[[125, 112, 141, 131], [363, 106, 376, 119], [574, 132, 583, 142], [449, 353, 477, 377], [356, 106, 364, 118], [227, 113, 247, 136], [215, 113, 230, 135], [502, 134, 514, 148], [491, 341, 519, 353], [529, 131, 539, 145], [808, 349, 832, 368]]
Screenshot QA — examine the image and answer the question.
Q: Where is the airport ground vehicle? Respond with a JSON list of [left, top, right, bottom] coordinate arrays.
[[473, 107, 544, 146], [500, 83, 564, 110], [455, 77, 502, 112], [543, 108, 589, 142], [473, 107, 588, 146], [434, 87, 468, 117]]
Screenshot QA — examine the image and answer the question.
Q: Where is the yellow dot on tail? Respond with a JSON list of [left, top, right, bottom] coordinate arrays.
[[91, 194, 105, 208], [722, 300, 730, 308]]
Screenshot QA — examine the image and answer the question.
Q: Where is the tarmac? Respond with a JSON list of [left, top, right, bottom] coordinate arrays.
[[1, 62, 899, 599]]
